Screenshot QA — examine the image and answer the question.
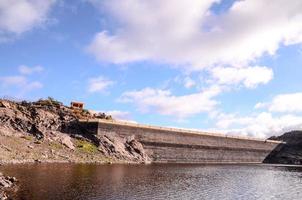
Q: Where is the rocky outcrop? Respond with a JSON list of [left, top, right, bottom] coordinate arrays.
[[98, 135, 151, 163], [0, 172, 17, 200], [264, 131, 302, 165], [0, 98, 150, 164], [0, 99, 76, 139]]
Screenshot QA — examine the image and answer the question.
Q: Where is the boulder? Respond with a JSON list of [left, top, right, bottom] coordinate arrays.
[[60, 135, 75, 150], [0, 173, 17, 188], [0, 101, 11, 109], [98, 134, 150, 163]]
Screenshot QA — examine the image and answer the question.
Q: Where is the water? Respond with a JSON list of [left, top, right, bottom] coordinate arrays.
[[1, 164, 302, 200]]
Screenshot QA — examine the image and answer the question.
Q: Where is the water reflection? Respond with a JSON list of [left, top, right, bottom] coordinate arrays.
[[0, 164, 302, 200]]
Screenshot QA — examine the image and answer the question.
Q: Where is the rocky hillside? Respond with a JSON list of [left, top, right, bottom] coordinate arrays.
[[0, 98, 150, 165], [264, 131, 302, 165]]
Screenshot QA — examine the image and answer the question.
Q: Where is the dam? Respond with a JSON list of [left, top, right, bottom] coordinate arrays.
[[81, 119, 282, 164]]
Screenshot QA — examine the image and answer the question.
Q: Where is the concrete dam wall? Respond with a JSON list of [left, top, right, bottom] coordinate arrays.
[[81, 120, 282, 164]]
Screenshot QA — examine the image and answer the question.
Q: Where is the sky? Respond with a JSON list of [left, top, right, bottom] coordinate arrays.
[[1, 0, 302, 138]]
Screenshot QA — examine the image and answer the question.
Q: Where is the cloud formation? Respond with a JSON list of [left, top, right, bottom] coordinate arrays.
[[88, 0, 302, 70], [0, 0, 56, 40], [183, 77, 196, 89], [214, 91, 302, 138], [0, 65, 44, 96], [88, 0, 302, 138], [19, 65, 44, 75], [211, 66, 273, 88], [214, 112, 302, 138], [119, 86, 221, 118], [88, 76, 114, 93], [256, 92, 302, 113]]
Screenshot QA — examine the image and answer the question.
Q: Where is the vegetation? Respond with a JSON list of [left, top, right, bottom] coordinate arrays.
[[75, 140, 98, 153], [49, 142, 63, 150], [20, 135, 34, 141], [35, 97, 62, 107]]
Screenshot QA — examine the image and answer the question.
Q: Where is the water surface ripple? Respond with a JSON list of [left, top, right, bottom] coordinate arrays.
[[1, 164, 301, 200]]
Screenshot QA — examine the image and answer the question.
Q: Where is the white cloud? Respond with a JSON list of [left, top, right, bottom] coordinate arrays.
[[0, 75, 26, 86], [211, 66, 273, 88], [183, 77, 196, 89], [24, 81, 43, 91], [0, 75, 43, 94], [256, 92, 302, 113], [0, 0, 56, 39], [88, 76, 114, 93], [173, 76, 197, 89], [0, 65, 44, 97], [214, 112, 302, 138], [119, 85, 221, 118], [254, 102, 267, 109], [87, 0, 302, 70], [215, 92, 302, 138], [19, 65, 44, 75]]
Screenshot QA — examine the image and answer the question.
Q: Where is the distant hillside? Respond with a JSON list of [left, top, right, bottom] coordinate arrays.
[[264, 131, 302, 165]]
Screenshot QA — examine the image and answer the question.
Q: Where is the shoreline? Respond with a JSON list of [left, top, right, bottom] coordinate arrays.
[[0, 159, 141, 166], [1, 160, 302, 168]]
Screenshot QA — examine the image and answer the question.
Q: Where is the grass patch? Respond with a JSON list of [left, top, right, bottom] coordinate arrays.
[[49, 142, 63, 150], [21, 135, 34, 141], [75, 140, 98, 154]]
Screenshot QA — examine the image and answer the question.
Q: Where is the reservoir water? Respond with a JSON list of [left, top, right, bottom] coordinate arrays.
[[1, 164, 302, 200]]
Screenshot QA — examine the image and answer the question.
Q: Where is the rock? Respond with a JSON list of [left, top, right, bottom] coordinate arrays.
[[127, 139, 144, 154], [60, 135, 75, 150], [98, 134, 150, 163], [0, 174, 16, 188], [0, 146, 11, 152], [0, 179, 10, 189], [0, 98, 151, 164], [264, 131, 302, 164], [7, 177, 17, 184], [0, 172, 18, 200], [0, 192, 8, 200], [0, 101, 11, 109], [0, 99, 78, 140]]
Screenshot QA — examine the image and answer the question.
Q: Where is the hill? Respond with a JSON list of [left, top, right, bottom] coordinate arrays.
[[264, 131, 302, 165], [0, 98, 150, 165]]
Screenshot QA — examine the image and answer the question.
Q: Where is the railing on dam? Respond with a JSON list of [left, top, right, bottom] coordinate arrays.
[[79, 119, 283, 144]]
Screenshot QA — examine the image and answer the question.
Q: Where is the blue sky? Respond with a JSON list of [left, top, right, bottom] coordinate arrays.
[[1, 0, 302, 138]]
